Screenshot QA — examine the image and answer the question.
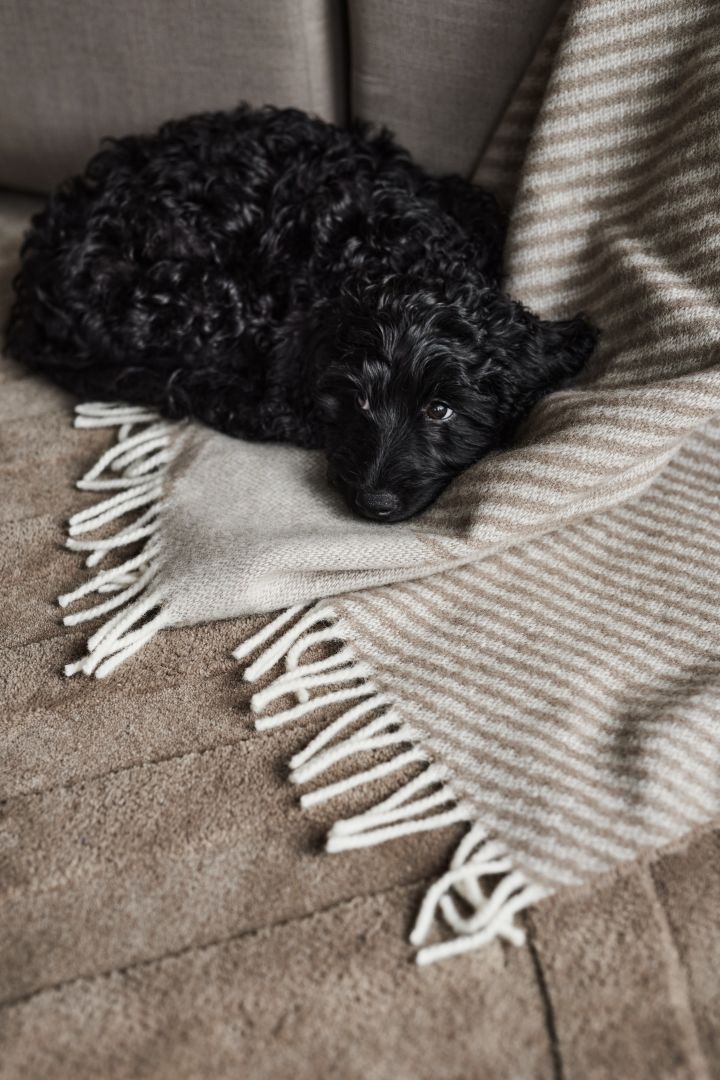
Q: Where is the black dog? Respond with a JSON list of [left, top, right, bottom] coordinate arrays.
[[6, 104, 596, 521]]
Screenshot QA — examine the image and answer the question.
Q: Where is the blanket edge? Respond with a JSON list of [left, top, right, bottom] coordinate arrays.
[[237, 604, 550, 964], [59, 402, 184, 678]]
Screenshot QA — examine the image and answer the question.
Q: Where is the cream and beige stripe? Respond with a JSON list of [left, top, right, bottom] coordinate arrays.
[[333, 417, 720, 888], [415, 0, 720, 551], [319, 0, 720, 934]]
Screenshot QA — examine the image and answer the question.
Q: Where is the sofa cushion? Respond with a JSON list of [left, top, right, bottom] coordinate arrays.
[[348, 0, 562, 176], [0, 0, 345, 192]]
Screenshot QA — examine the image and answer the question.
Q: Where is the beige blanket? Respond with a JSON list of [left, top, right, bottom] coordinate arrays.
[[52, 0, 720, 962]]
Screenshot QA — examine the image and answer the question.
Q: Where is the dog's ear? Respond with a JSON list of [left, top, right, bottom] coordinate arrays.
[[532, 313, 598, 387], [495, 309, 598, 422]]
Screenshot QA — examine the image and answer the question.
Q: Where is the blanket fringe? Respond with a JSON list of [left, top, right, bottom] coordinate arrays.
[[60, 402, 182, 678], [236, 605, 548, 965]]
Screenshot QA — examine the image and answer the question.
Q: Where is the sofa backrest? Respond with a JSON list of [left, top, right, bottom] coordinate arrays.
[[0, 0, 559, 192], [348, 0, 560, 178], [0, 0, 344, 193]]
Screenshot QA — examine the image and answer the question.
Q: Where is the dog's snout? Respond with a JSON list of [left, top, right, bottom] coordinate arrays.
[[355, 490, 401, 519]]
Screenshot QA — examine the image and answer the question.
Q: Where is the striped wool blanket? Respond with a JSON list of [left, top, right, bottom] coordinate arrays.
[[55, 0, 720, 963]]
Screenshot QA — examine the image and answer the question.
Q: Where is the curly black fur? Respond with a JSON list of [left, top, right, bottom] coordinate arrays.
[[6, 103, 597, 521]]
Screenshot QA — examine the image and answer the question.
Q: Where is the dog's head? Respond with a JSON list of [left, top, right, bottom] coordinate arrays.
[[313, 276, 597, 522]]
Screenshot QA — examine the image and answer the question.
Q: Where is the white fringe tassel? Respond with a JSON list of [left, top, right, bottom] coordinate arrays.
[[236, 605, 548, 965], [59, 402, 182, 678]]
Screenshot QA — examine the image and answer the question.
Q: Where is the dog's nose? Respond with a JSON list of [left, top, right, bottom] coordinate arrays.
[[355, 490, 400, 519]]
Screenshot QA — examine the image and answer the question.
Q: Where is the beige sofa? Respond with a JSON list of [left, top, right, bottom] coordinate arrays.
[[2, 4, 718, 1079]]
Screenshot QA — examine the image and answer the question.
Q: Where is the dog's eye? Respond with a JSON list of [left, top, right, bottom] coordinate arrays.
[[424, 401, 454, 422], [357, 395, 371, 411]]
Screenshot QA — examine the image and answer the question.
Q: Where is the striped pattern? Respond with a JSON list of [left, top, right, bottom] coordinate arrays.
[[334, 418, 720, 886], [413, 0, 720, 553], [326, 0, 720, 889]]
